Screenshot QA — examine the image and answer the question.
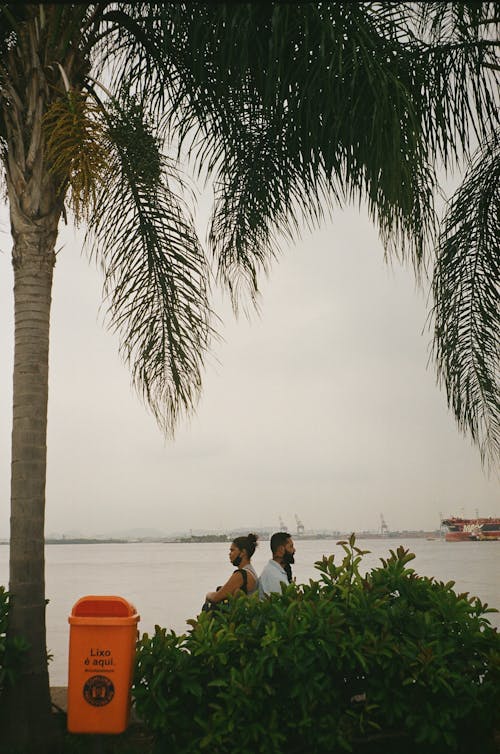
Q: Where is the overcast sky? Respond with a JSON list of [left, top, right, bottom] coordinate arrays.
[[0, 193, 498, 539]]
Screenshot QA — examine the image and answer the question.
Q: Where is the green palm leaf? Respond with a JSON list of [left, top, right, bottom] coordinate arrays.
[[416, 2, 500, 166], [87, 94, 213, 433], [147, 4, 436, 309], [433, 130, 500, 467]]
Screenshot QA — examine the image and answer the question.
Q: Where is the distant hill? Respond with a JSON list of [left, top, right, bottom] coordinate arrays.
[[45, 527, 170, 541]]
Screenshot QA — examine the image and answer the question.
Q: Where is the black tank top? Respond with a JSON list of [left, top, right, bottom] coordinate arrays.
[[234, 568, 248, 594]]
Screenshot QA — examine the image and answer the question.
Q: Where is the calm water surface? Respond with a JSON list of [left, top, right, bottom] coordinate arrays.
[[1, 538, 499, 685]]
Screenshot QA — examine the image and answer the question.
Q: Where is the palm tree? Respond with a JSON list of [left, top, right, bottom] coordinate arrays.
[[0, 3, 497, 751]]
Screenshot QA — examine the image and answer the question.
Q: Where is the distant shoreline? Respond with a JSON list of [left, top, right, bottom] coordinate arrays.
[[0, 532, 443, 545]]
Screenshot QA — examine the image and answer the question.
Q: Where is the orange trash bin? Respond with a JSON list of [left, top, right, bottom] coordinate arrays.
[[67, 595, 140, 734]]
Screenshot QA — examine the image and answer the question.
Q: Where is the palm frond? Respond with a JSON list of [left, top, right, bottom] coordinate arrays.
[[432, 129, 500, 468], [415, 2, 500, 166], [169, 4, 437, 305], [93, 4, 444, 310], [86, 94, 213, 433]]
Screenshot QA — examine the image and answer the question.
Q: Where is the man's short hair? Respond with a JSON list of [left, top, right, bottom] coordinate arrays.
[[270, 531, 291, 555]]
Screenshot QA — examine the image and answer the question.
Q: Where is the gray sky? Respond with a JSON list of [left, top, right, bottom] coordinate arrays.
[[0, 197, 498, 539]]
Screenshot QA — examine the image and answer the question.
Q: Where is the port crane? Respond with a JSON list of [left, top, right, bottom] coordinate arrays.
[[380, 514, 389, 537], [295, 514, 305, 536]]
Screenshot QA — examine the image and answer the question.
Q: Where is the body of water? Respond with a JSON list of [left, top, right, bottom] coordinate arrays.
[[0, 538, 499, 686]]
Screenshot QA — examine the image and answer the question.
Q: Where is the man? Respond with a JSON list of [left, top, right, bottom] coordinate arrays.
[[259, 532, 296, 598]]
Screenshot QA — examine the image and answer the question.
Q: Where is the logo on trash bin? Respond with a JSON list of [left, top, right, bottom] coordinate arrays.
[[83, 675, 115, 706]]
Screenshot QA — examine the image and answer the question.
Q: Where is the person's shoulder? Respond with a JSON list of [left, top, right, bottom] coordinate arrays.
[[260, 560, 285, 584], [259, 559, 275, 575]]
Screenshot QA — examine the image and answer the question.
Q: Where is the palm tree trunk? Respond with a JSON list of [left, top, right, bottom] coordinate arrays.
[[1, 207, 61, 753], [0, 15, 63, 752]]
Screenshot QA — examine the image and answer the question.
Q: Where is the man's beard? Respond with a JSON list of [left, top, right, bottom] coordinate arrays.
[[283, 552, 294, 583]]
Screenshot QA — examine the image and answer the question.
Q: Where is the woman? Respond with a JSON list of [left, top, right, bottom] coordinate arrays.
[[204, 533, 259, 606]]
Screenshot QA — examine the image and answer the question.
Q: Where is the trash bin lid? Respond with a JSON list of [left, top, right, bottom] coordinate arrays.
[[71, 595, 137, 618]]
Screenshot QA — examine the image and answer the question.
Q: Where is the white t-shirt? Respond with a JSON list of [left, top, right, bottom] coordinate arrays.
[[258, 559, 288, 598]]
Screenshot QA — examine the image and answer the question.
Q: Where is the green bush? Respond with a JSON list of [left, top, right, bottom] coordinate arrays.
[[0, 585, 29, 696], [133, 538, 500, 753]]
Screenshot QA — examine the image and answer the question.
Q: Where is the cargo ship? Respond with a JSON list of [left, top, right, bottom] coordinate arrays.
[[440, 517, 500, 542]]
